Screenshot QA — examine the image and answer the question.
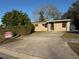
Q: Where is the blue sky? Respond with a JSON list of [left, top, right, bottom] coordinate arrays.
[[0, 0, 76, 24]]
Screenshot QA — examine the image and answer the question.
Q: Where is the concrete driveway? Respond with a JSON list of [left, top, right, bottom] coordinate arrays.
[[0, 31, 79, 59]]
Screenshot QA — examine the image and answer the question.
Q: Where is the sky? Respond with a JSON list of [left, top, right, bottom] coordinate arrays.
[[0, 0, 76, 24]]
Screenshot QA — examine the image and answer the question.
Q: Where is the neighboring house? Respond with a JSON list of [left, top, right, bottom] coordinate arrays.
[[33, 19, 71, 32]]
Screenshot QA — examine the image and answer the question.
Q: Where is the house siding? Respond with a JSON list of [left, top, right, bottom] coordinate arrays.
[[33, 19, 71, 32], [34, 23, 47, 31], [54, 22, 67, 31]]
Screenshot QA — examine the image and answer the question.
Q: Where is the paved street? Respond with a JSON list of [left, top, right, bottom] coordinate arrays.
[[0, 32, 79, 59]]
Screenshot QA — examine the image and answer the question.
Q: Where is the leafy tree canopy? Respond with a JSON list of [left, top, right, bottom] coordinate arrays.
[[62, 0, 79, 29], [2, 9, 31, 26]]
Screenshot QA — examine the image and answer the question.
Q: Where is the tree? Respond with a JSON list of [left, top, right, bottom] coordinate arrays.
[[38, 10, 45, 22], [34, 5, 61, 22], [44, 5, 61, 20], [2, 10, 31, 26], [1, 10, 35, 35], [62, 0, 79, 30]]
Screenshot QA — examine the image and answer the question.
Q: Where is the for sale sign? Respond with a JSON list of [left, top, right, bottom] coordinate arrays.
[[4, 32, 13, 38]]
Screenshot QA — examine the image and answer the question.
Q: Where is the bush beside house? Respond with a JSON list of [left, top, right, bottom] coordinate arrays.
[[0, 10, 35, 43]]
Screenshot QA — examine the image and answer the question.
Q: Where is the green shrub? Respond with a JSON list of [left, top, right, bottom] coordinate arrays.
[[3, 23, 35, 36], [30, 23, 35, 33], [0, 22, 35, 38], [0, 23, 35, 44]]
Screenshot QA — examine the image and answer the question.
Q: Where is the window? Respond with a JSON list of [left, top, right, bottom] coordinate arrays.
[[45, 24, 47, 28], [35, 24, 38, 27], [42, 24, 47, 28], [62, 22, 66, 28], [42, 24, 45, 26]]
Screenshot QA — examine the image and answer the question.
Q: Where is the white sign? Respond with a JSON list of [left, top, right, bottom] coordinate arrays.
[[4, 32, 13, 38]]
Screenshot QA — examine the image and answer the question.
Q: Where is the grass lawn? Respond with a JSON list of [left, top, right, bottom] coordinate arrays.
[[62, 31, 79, 55], [68, 43, 79, 55], [62, 32, 79, 39]]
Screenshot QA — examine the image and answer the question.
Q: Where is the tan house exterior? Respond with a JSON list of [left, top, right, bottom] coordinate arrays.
[[33, 19, 71, 32]]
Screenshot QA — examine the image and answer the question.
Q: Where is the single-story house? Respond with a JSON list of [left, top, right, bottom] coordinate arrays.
[[33, 19, 71, 32]]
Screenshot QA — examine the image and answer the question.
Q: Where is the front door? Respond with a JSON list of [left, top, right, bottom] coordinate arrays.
[[51, 23, 54, 30]]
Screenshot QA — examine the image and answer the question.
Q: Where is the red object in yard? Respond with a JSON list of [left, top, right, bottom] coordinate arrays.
[[4, 32, 13, 38]]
